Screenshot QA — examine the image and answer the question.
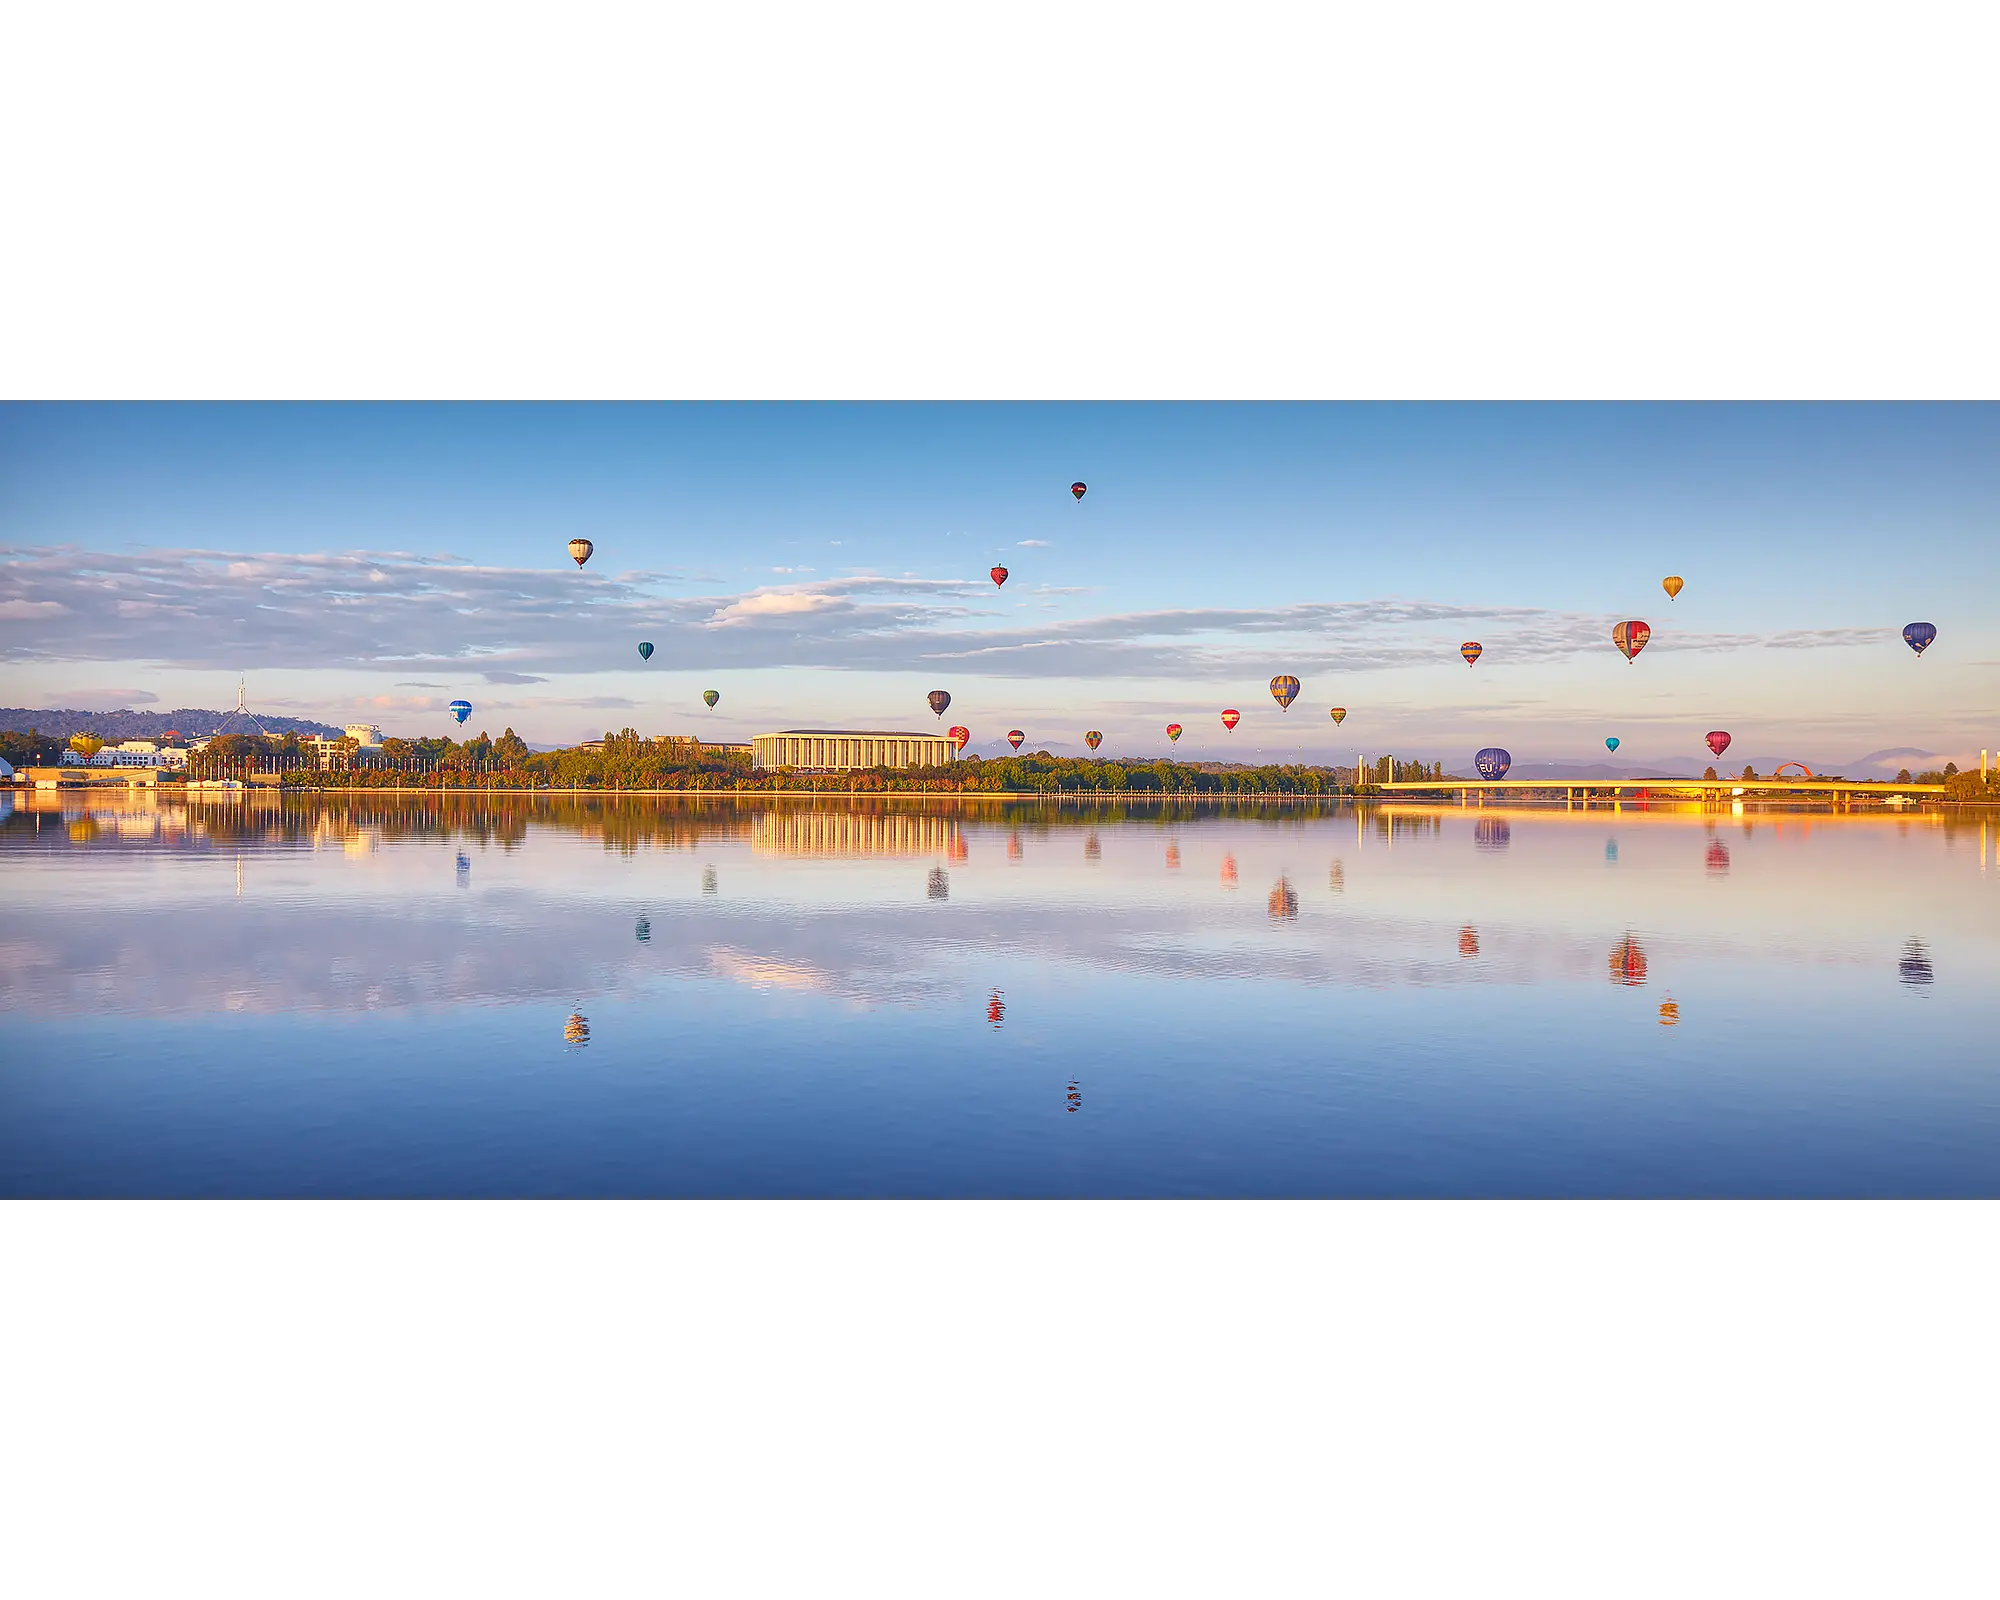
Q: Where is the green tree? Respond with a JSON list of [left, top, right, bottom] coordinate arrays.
[[1703, 766, 1717, 780], [1896, 768, 1912, 784], [494, 728, 530, 766]]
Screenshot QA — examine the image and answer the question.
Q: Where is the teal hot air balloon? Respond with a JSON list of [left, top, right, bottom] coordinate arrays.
[[637, 642, 654, 661], [703, 689, 720, 709], [1605, 737, 1620, 753], [449, 700, 472, 725]]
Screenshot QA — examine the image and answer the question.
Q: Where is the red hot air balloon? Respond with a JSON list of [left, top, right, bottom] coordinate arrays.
[[1613, 620, 1652, 663], [1165, 723, 1182, 743], [1220, 709, 1241, 730], [1460, 642, 1483, 667], [1070, 482, 1087, 501], [1007, 729, 1025, 750], [947, 725, 970, 753], [990, 566, 1009, 588], [1705, 731, 1732, 759]]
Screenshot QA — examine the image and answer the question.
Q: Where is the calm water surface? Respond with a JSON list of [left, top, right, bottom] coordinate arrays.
[[3, 791, 1996, 1196]]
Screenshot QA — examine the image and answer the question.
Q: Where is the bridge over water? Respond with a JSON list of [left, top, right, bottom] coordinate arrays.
[[1377, 777, 1947, 809]]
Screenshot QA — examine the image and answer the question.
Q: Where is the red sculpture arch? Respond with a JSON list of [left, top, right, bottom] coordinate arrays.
[[1773, 762, 1815, 779]]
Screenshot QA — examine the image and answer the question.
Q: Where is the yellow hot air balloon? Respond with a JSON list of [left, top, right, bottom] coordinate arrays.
[[1662, 575, 1684, 600]]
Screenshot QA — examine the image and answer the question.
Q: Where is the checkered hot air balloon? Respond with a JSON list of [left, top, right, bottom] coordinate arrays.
[[1329, 708, 1347, 725], [947, 726, 970, 752], [1084, 730, 1103, 751]]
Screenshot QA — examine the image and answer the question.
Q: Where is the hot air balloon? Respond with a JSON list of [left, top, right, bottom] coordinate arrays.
[[1903, 622, 1936, 656], [1460, 642, 1483, 667], [1612, 620, 1652, 663], [1084, 730, 1103, 751], [1663, 576, 1684, 601], [927, 690, 951, 718], [567, 539, 594, 568], [1070, 482, 1087, 501], [990, 566, 1008, 588], [1474, 747, 1511, 780], [1220, 709, 1240, 730], [449, 700, 472, 725], [703, 690, 720, 709], [947, 725, 970, 753], [1329, 707, 1347, 725], [1705, 731, 1731, 758], [637, 642, 654, 661], [1605, 736, 1620, 752], [1166, 723, 1182, 742], [1269, 675, 1300, 711], [1007, 729, 1025, 750]]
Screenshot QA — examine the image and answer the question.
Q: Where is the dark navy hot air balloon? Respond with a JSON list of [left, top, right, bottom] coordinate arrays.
[[1070, 482, 1087, 501], [637, 642, 654, 661], [1007, 729, 1025, 750], [703, 690, 720, 709], [1474, 747, 1511, 780], [1269, 675, 1300, 711], [1903, 622, 1936, 657], [927, 689, 951, 718], [449, 700, 472, 726]]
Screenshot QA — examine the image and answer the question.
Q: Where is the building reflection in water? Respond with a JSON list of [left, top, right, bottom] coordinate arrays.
[[1475, 817, 1511, 852], [1459, 925, 1479, 958], [1267, 877, 1298, 919], [927, 867, 949, 901], [1609, 934, 1649, 987], [753, 810, 965, 859], [564, 1012, 591, 1047], [1899, 939, 1934, 989]]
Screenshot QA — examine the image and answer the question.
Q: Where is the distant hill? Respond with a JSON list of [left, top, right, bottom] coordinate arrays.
[[0, 707, 344, 740]]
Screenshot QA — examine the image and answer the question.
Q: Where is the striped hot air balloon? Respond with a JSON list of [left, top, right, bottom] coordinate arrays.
[[703, 690, 720, 709], [1612, 620, 1652, 662], [927, 690, 951, 718], [1269, 675, 1300, 711], [1329, 707, 1347, 725], [567, 539, 593, 568], [1903, 622, 1936, 656], [1007, 729, 1025, 750], [449, 700, 472, 725], [1220, 709, 1240, 730], [1460, 641, 1483, 667], [637, 642, 653, 661]]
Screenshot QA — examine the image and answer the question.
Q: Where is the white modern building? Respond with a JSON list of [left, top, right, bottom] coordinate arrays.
[[752, 730, 957, 772], [344, 723, 383, 747], [85, 740, 190, 769]]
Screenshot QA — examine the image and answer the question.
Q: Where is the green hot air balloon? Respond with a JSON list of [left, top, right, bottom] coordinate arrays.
[[703, 690, 720, 709], [637, 642, 654, 661]]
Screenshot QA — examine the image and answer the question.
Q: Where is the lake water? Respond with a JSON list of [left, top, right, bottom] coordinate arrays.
[[3, 790, 1996, 1197]]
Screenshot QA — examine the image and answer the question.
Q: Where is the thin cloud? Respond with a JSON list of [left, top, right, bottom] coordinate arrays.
[[480, 670, 549, 684], [1016, 539, 1050, 548]]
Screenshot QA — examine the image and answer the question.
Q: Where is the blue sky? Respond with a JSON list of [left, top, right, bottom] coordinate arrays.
[[2, 403, 1995, 770]]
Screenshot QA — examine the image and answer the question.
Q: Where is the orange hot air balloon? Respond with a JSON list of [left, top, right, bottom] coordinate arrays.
[[1663, 576, 1684, 601], [989, 565, 1008, 588], [1165, 723, 1182, 742], [1612, 620, 1652, 662], [1007, 729, 1025, 750], [1460, 642, 1483, 667], [946, 725, 970, 753], [1329, 707, 1347, 725], [1220, 709, 1240, 730]]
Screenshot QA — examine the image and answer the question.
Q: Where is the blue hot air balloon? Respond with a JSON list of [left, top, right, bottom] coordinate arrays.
[[1902, 622, 1936, 656], [1605, 737, 1620, 752], [1474, 747, 1512, 780], [449, 700, 472, 725], [637, 641, 654, 661]]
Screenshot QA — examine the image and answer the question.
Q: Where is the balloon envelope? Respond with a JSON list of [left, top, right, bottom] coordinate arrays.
[[567, 538, 593, 568], [1165, 723, 1182, 742], [1220, 709, 1240, 730], [1705, 731, 1731, 758], [637, 642, 653, 660], [1329, 707, 1347, 725], [1007, 729, 1025, 750], [1662, 575, 1684, 600], [947, 725, 970, 752], [1269, 674, 1300, 710], [1460, 641, 1483, 666], [1070, 482, 1087, 500], [1903, 622, 1936, 656], [449, 700, 472, 725], [703, 689, 720, 708], [1612, 620, 1652, 662], [1605, 736, 1620, 752], [1474, 747, 1512, 779], [927, 689, 951, 718], [989, 566, 1008, 587], [1084, 731, 1103, 751]]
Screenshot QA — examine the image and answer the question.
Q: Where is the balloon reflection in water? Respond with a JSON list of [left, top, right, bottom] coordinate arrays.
[[1474, 817, 1511, 852], [1899, 939, 1934, 989], [1084, 833, 1100, 861], [1220, 853, 1238, 887], [1065, 1078, 1082, 1113], [635, 914, 651, 944], [455, 850, 470, 886], [1459, 925, 1480, 958], [564, 1012, 591, 1047], [1007, 831, 1023, 863], [1605, 839, 1618, 864], [1658, 999, 1680, 1026], [927, 868, 949, 900], [1267, 877, 1298, 919], [1608, 935, 1649, 987], [702, 865, 718, 895], [1705, 840, 1731, 876], [1328, 860, 1345, 894], [987, 989, 1005, 1029], [1165, 841, 1181, 870]]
